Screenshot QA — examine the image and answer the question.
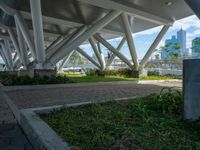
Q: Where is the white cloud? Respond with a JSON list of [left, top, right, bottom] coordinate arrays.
[[171, 15, 200, 31], [134, 26, 162, 37]]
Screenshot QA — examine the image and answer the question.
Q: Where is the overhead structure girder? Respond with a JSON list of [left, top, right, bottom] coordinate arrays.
[[76, 47, 101, 69], [46, 10, 121, 65], [0, 0, 194, 71], [89, 37, 105, 70], [106, 37, 126, 67]]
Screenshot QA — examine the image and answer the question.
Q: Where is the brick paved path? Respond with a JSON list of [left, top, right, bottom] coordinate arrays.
[[1, 80, 182, 109], [0, 93, 34, 150]]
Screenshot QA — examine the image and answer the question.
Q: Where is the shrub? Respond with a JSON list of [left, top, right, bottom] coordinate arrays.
[[147, 71, 159, 76], [148, 87, 182, 116], [86, 68, 134, 77], [0, 72, 73, 86]]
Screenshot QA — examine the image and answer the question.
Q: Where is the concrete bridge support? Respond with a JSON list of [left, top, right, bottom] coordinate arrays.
[[30, 0, 45, 69]]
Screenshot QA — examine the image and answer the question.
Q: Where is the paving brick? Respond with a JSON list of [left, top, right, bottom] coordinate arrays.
[[0, 93, 34, 150], [1, 144, 26, 150], [0, 137, 11, 147]]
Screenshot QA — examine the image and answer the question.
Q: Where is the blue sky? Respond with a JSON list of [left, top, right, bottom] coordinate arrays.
[[81, 15, 200, 60]]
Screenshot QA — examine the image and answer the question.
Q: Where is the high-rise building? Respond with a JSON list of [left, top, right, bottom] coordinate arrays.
[[161, 29, 187, 60], [177, 28, 187, 55], [192, 37, 200, 58]]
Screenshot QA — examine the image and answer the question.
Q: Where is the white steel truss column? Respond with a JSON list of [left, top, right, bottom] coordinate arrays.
[[47, 10, 121, 65], [1, 41, 13, 70], [97, 42, 106, 69], [121, 13, 138, 70], [14, 58, 21, 70], [58, 51, 74, 71], [7, 28, 22, 63], [16, 24, 29, 68], [106, 37, 126, 67], [76, 47, 101, 69], [89, 37, 105, 70], [13, 52, 18, 63], [94, 34, 134, 69], [5, 40, 14, 70], [30, 0, 45, 69], [0, 49, 9, 69], [140, 25, 171, 68], [46, 26, 87, 59], [14, 12, 36, 59]]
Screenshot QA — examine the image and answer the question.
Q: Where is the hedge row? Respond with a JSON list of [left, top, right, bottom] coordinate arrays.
[[86, 68, 138, 78], [0, 72, 73, 86]]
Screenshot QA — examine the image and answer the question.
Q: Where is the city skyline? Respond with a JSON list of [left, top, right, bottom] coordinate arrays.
[[79, 15, 200, 61], [161, 28, 187, 60]]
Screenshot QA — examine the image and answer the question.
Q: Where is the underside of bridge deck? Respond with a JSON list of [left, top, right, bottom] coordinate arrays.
[[0, 0, 194, 73]]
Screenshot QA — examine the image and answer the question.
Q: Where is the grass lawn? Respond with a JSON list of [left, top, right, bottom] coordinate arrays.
[[140, 75, 177, 80], [67, 75, 137, 83], [66, 75, 178, 83], [40, 90, 200, 150]]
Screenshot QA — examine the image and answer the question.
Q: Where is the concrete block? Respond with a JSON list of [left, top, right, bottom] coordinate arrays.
[[18, 70, 34, 78], [183, 59, 200, 120], [34, 69, 56, 77], [18, 69, 56, 77], [20, 110, 70, 150], [3, 71, 18, 75]]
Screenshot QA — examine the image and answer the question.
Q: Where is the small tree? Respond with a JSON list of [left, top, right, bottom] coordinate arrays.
[[69, 52, 84, 65], [161, 43, 181, 60], [192, 38, 200, 53]]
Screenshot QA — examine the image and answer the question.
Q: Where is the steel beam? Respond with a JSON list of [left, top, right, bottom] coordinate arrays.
[[14, 12, 36, 59], [77, 47, 101, 69], [97, 42, 106, 69], [47, 10, 121, 65], [5, 40, 14, 69], [14, 58, 21, 69], [0, 49, 9, 69], [106, 37, 126, 67], [1, 41, 13, 69], [13, 52, 18, 63], [46, 27, 86, 59], [58, 51, 74, 71], [77, 0, 173, 25], [89, 37, 105, 70], [30, 0, 45, 69], [8, 28, 22, 63], [121, 13, 138, 70], [140, 25, 171, 67], [184, 0, 200, 19], [46, 35, 64, 54], [0, 1, 16, 16], [16, 24, 29, 68], [20, 11, 124, 36], [94, 34, 134, 69]]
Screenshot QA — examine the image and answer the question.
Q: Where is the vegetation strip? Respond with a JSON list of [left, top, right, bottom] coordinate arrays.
[[0, 71, 181, 86], [40, 89, 200, 150]]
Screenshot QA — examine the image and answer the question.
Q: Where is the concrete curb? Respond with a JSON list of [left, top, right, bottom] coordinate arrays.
[[1, 92, 70, 150], [1, 92, 151, 150], [20, 109, 70, 150], [0, 92, 20, 121]]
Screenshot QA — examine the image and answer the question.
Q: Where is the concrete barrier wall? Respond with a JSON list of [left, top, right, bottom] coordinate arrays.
[[183, 59, 200, 120], [145, 68, 182, 76]]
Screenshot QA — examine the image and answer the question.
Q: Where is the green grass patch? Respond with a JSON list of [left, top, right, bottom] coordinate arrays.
[[66, 75, 178, 83], [0, 71, 181, 86], [67, 76, 137, 83], [140, 75, 174, 80], [40, 89, 200, 150]]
